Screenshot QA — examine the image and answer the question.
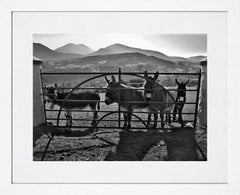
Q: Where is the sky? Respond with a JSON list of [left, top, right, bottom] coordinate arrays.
[[33, 34, 207, 57]]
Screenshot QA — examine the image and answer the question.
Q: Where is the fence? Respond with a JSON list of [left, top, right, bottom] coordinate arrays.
[[40, 68, 202, 131], [38, 68, 205, 161]]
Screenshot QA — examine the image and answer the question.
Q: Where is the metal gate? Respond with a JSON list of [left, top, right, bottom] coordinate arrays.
[[38, 68, 204, 161], [40, 68, 202, 131]]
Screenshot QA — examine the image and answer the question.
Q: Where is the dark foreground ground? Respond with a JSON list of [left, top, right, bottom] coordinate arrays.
[[33, 123, 206, 161]]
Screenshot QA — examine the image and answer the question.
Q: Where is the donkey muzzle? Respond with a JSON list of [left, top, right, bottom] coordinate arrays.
[[145, 92, 152, 101], [178, 96, 185, 102], [104, 97, 112, 105]]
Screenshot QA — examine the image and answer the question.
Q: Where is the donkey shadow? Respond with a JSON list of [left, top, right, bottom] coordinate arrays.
[[104, 128, 200, 161]]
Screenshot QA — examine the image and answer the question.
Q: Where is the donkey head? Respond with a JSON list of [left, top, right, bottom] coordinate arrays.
[[143, 71, 159, 101], [104, 75, 120, 105], [175, 79, 190, 102], [45, 83, 58, 109]]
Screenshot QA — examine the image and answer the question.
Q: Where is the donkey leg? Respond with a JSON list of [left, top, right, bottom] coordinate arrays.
[[166, 111, 171, 125], [147, 113, 152, 127], [152, 112, 158, 129], [65, 110, 73, 127], [168, 112, 172, 125], [123, 113, 128, 129], [160, 113, 165, 128], [178, 107, 184, 127], [127, 111, 132, 129], [173, 105, 178, 121], [90, 104, 98, 126]]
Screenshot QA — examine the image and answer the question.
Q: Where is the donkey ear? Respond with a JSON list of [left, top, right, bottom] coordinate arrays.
[[104, 76, 110, 84], [184, 79, 190, 85], [111, 75, 117, 83], [175, 79, 180, 85], [144, 71, 148, 78], [154, 71, 159, 80]]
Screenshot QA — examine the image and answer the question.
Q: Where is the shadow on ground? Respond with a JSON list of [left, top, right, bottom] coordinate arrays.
[[105, 128, 201, 161], [34, 123, 205, 161]]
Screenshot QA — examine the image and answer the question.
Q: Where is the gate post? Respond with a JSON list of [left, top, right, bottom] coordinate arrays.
[[194, 69, 202, 128], [33, 57, 45, 126], [118, 68, 121, 128]]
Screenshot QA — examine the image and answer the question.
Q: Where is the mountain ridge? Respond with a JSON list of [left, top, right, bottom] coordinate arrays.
[[55, 43, 93, 55], [33, 43, 83, 60], [87, 43, 206, 63]]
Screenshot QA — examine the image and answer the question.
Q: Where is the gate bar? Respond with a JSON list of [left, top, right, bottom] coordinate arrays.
[[43, 99, 196, 104], [45, 109, 196, 114], [41, 72, 200, 75], [41, 87, 199, 92], [47, 118, 195, 123], [53, 126, 193, 130]]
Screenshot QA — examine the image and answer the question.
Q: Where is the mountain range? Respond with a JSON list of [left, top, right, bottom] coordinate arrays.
[[33, 42, 206, 64], [88, 43, 194, 63]]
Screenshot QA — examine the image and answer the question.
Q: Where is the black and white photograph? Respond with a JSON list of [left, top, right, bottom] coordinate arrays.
[[33, 34, 207, 161]]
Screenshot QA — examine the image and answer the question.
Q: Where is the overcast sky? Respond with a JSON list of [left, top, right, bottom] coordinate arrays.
[[33, 34, 207, 57]]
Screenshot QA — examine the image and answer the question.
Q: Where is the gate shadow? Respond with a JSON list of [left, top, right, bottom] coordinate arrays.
[[105, 128, 200, 161]]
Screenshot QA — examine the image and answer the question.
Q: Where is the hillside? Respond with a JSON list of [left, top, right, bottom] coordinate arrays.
[[55, 43, 93, 55], [33, 43, 83, 60], [188, 55, 207, 63], [88, 43, 187, 63], [42, 52, 201, 74]]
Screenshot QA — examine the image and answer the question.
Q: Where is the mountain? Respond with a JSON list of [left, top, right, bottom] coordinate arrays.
[[170, 56, 190, 62], [55, 43, 93, 55], [188, 55, 207, 63], [43, 52, 196, 74], [33, 43, 83, 60], [88, 43, 188, 63]]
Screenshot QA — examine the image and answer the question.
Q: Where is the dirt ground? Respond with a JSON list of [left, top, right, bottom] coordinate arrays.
[[33, 125, 206, 161]]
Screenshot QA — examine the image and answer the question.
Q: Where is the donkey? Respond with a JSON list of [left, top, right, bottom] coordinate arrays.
[[172, 79, 190, 127], [44, 83, 100, 126], [104, 75, 155, 129], [104, 73, 175, 129], [143, 71, 176, 128], [145, 75, 190, 128]]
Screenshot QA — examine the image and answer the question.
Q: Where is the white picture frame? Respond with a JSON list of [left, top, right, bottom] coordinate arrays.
[[1, 0, 240, 194], [13, 11, 227, 184]]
